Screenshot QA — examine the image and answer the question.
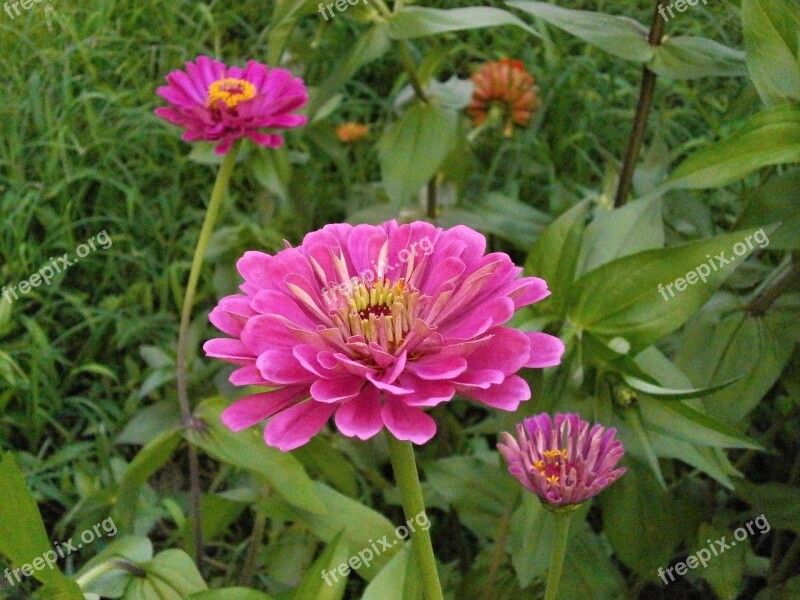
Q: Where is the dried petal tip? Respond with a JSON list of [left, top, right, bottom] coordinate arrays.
[[498, 413, 626, 509]]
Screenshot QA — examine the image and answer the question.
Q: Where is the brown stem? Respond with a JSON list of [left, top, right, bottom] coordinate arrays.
[[746, 256, 800, 316], [614, 0, 666, 208], [426, 178, 437, 220], [240, 510, 267, 586]]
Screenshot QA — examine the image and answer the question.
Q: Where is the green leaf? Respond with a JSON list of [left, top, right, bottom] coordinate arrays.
[[600, 460, 680, 574], [567, 229, 762, 350], [378, 102, 458, 205], [308, 25, 391, 118], [263, 482, 401, 580], [507, 1, 652, 62], [666, 105, 800, 189], [439, 192, 552, 250], [733, 482, 800, 534], [743, 0, 800, 106], [525, 199, 591, 318], [76, 536, 154, 598], [116, 428, 182, 532], [186, 398, 326, 515], [737, 171, 800, 250], [189, 589, 274, 600], [291, 531, 349, 600], [559, 522, 625, 600], [651, 36, 747, 80], [388, 6, 538, 39], [623, 374, 739, 400], [638, 397, 762, 449], [694, 522, 747, 599], [508, 496, 592, 589], [125, 549, 207, 599], [361, 546, 416, 600], [676, 298, 798, 423], [424, 456, 516, 539], [578, 196, 663, 275], [0, 453, 82, 595], [268, 0, 323, 66]]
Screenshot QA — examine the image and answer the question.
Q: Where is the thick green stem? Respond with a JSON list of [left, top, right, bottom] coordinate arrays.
[[176, 142, 241, 571], [544, 510, 572, 600], [386, 433, 444, 600]]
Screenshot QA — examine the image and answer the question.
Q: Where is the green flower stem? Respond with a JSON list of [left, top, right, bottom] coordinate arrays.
[[386, 433, 444, 600], [544, 510, 572, 600], [176, 141, 241, 571]]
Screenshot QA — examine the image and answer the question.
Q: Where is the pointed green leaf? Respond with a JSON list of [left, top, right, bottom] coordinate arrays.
[[743, 0, 800, 105], [567, 229, 762, 350], [666, 105, 800, 189], [651, 36, 747, 80], [378, 102, 458, 205], [507, 1, 652, 61], [388, 6, 538, 39], [186, 398, 325, 515]]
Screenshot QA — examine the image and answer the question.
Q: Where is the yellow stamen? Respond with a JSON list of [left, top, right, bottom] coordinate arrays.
[[207, 78, 256, 109]]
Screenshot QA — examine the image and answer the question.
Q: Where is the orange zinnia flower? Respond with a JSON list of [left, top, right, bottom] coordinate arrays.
[[467, 58, 540, 138], [336, 122, 370, 143]]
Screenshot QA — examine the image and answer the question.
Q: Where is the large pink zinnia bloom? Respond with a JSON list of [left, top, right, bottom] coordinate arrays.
[[155, 55, 308, 155], [498, 413, 626, 508], [204, 221, 564, 451]]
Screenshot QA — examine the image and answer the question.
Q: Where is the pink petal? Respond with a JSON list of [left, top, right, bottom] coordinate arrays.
[[334, 386, 384, 440], [310, 376, 364, 403], [264, 400, 337, 451], [257, 350, 315, 384], [469, 375, 531, 410], [221, 385, 308, 431], [381, 397, 437, 444], [525, 332, 565, 368]]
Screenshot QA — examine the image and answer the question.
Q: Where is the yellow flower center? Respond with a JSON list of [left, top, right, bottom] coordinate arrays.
[[326, 277, 419, 350], [207, 78, 256, 109], [532, 449, 569, 485]]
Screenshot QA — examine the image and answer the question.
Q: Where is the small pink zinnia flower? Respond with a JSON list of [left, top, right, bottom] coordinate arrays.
[[499, 413, 626, 508], [155, 55, 308, 155], [204, 221, 564, 451]]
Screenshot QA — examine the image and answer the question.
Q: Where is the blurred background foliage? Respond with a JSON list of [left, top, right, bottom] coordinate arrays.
[[0, 0, 798, 598]]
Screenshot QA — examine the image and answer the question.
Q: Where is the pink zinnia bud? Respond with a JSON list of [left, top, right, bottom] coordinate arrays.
[[204, 221, 565, 451], [155, 55, 308, 155], [499, 413, 626, 509]]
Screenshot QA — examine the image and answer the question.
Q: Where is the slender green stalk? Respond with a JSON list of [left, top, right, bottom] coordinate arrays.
[[176, 141, 241, 571], [544, 510, 572, 600], [386, 433, 444, 600]]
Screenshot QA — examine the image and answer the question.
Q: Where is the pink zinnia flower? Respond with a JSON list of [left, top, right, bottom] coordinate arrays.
[[499, 413, 626, 508], [155, 55, 308, 155], [204, 221, 564, 451]]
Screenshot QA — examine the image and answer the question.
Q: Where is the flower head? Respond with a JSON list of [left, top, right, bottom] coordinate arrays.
[[155, 55, 308, 155], [499, 413, 626, 509], [467, 58, 540, 137], [336, 122, 370, 143], [205, 221, 564, 451]]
